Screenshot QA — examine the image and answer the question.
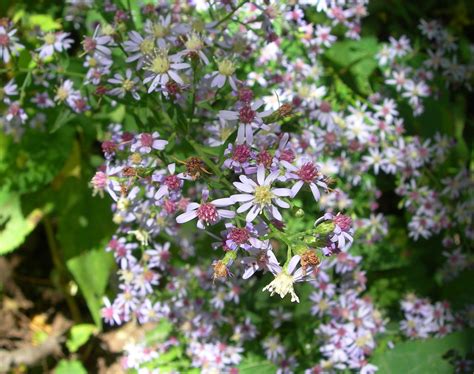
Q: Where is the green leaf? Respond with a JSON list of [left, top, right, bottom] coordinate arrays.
[[0, 128, 74, 194], [66, 324, 97, 353], [237, 354, 277, 374], [371, 329, 474, 373], [28, 14, 62, 31], [0, 190, 50, 255], [145, 319, 173, 345], [66, 249, 114, 328], [324, 37, 379, 94], [54, 360, 87, 374]]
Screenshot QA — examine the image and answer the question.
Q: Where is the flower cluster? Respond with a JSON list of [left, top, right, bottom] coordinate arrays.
[[377, 19, 474, 115], [399, 294, 469, 339]]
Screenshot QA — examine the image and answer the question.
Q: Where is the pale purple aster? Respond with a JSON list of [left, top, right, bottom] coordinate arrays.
[[108, 69, 141, 100], [123, 31, 156, 69], [153, 163, 185, 201], [5, 101, 27, 124], [180, 32, 209, 64], [37, 31, 73, 59], [232, 165, 291, 222], [142, 44, 190, 93], [176, 189, 235, 229], [1, 79, 18, 103], [282, 159, 328, 201], [130, 132, 168, 154], [31, 92, 54, 108], [210, 58, 239, 91], [82, 25, 113, 57], [219, 100, 272, 145], [242, 246, 281, 280], [0, 26, 24, 64]]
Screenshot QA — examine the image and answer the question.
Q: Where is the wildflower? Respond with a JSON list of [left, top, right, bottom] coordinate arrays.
[[0, 79, 18, 104], [263, 255, 313, 303], [210, 58, 239, 91], [0, 26, 24, 63], [219, 100, 272, 144], [108, 69, 141, 100], [181, 32, 209, 64], [282, 160, 328, 201], [232, 165, 291, 222], [130, 132, 168, 154], [153, 163, 185, 201], [124, 31, 156, 69], [142, 47, 190, 92], [37, 31, 73, 59], [176, 189, 235, 229], [82, 25, 113, 57]]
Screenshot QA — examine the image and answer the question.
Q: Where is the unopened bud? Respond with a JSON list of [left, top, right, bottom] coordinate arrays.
[[295, 208, 305, 218]]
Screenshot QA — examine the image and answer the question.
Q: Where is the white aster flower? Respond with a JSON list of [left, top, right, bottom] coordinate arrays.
[[231, 165, 291, 222]]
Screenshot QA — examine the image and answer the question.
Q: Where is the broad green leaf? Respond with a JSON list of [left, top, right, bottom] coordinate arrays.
[[0, 190, 50, 255], [237, 354, 277, 374], [324, 37, 379, 94], [54, 360, 87, 374], [66, 324, 97, 353], [0, 128, 74, 194], [66, 249, 114, 328], [371, 329, 474, 373]]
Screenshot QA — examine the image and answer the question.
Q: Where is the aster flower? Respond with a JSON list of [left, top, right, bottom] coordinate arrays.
[[54, 79, 80, 105], [31, 92, 54, 108], [282, 159, 328, 201], [0, 79, 18, 104], [130, 132, 168, 154], [0, 26, 24, 64], [232, 165, 291, 222], [262, 255, 314, 303], [176, 189, 235, 229], [314, 25, 337, 47], [37, 31, 73, 59], [241, 245, 281, 279], [210, 58, 239, 91], [153, 163, 185, 201], [82, 25, 113, 57], [108, 69, 141, 100], [123, 31, 156, 69], [180, 32, 209, 64], [219, 100, 272, 145], [143, 15, 185, 46], [142, 46, 190, 93]]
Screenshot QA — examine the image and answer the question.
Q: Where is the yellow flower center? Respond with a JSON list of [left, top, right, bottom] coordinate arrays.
[[148, 51, 170, 74], [56, 87, 69, 101], [139, 39, 155, 54], [153, 24, 169, 38], [44, 33, 56, 45], [192, 19, 205, 33], [88, 57, 97, 67], [254, 185, 274, 206], [102, 24, 115, 36], [122, 79, 134, 91], [185, 33, 203, 51], [218, 59, 236, 76]]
